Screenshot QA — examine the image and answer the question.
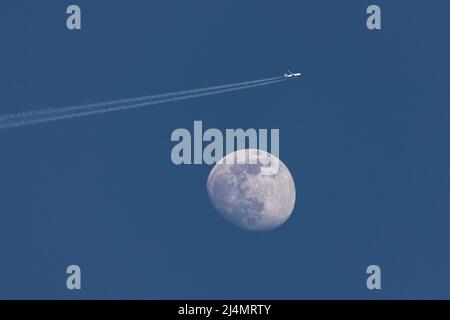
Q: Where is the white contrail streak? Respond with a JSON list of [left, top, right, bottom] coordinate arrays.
[[0, 78, 285, 129], [0, 76, 282, 122]]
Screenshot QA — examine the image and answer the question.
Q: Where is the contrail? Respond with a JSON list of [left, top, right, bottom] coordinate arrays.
[[0, 76, 282, 122], [0, 77, 285, 129]]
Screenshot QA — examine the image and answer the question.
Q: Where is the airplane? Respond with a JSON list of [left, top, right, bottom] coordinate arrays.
[[284, 70, 302, 78]]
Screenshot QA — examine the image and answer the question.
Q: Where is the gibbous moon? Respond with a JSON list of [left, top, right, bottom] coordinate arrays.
[[207, 149, 296, 231]]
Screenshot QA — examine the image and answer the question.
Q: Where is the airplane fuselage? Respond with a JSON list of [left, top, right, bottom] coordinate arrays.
[[284, 72, 301, 78]]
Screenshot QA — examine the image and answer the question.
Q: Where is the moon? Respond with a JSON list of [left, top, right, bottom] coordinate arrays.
[[207, 149, 296, 231]]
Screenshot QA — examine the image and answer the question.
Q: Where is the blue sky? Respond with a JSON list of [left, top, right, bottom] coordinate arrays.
[[0, 1, 449, 299]]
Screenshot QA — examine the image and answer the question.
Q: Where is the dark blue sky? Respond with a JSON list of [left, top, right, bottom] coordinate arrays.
[[0, 1, 449, 299]]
